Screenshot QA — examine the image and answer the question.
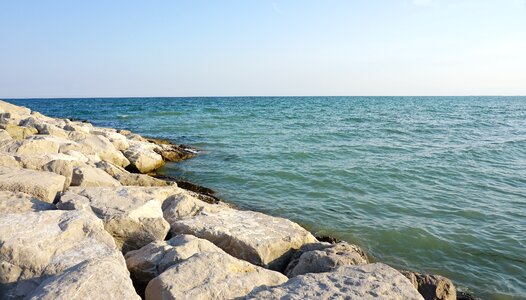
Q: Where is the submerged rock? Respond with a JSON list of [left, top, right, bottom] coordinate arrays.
[[401, 270, 457, 300], [0, 166, 65, 202], [164, 192, 318, 271], [58, 186, 180, 252], [0, 210, 138, 299], [284, 241, 369, 277], [245, 263, 424, 300], [145, 250, 288, 300]]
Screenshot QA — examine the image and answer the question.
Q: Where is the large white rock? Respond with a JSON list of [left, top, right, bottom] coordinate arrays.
[[0, 166, 65, 202], [0, 129, 13, 141], [123, 141, 164, 173], [91, 128, 130, 151], [27, 257, 140, 300], [0, 137, 60, 156], [145, 250, 288, 300], [70, 166, 122, 187], [245, 263, 424, 300], [95, 161, 170, 187], [0, 210, 138, 299], [0, 191, 55, 214], [58, 186, 180, 252], [34, 123, 69, 139], [1, 124, 38, 140], [125, 234, 225, 287], [284, 241, 369, 277], [0, 100, 31, 116], [0, 152, 19, 168], [61, 134, 130, 168], [164, 193, 318, 270]]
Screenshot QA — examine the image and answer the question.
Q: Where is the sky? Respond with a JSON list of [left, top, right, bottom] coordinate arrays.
[[1, 0, 525, 98]]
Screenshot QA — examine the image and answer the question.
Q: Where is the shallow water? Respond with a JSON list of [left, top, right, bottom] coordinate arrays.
[[9, 96, 526, 299]]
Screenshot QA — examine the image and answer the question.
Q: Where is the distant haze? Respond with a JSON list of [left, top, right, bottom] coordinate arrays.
[[1, 0, 525, 98]]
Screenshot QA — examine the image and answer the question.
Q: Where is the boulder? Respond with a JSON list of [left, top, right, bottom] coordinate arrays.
[[91, 128, 130, 151], [61, 134, 130, 168], [15, 153, 82, 170], [164, 193, 318, 270], [58, 186, 179, 252], [145, 251, 288, 300], [0, 100, 31, 115], [245, 263, 424, 300], [401, 270, 457, 300], [26, 257, 140, 300], [0, 152, 19, 168], [70, 166, 122, 187], [42, 159, 85, 189], [123, 142, 164, 173], [284, 241, 369, 277], [1, 124, 38, 140], [0, 210, 138, 299], [125, 235, 224, 288], [95, 161, 169, 187], [63, 121, 93, 134], [34, 123, 69, 139], [0, 166, 65, 202], [0, 191, 55, 214], [0, 129, 12, 141], [0, 137, 60, 156]]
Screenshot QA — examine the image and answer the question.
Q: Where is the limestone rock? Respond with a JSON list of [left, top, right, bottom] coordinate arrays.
[[0, 100, 31, 116], [91, 128, 130, 151], [61, 134, 130, 168], [1, 124, 37, 140], [0, 129, 12, 141], [165, 193, 318, 270], [27, 257, 140, 300], [125, 234, 223, 287], [0, 152, 20, 168], [246, 263, 424, 300], [0, 166, 65, 202], [34, 123, 69, 139], [145, 251, 288, 300], [284, 241, 369, 277], [42, 159, 85, 189], [58, 186, 179, 252], [0, 136, 60, 156], [70, 166, 122, 187], [95, 161, 169, 187], [401, 270, 457, 300], [0, 191, 55, 214], [123, 142, 164, 173], [0, 210, 136, 299]]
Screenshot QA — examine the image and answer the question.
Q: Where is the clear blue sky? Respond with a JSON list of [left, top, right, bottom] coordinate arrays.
[[1, 0, 525, 98]]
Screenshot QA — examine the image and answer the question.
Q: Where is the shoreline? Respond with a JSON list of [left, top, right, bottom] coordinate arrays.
[[0, 99, 466, 299]]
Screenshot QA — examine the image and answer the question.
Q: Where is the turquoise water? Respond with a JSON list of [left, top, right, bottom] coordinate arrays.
[[8, 97, 526, 299]]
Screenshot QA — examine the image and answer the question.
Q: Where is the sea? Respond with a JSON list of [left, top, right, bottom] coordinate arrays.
[[8, 96, 526, 299]]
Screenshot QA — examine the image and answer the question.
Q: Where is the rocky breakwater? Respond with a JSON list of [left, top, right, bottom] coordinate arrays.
[[0, 100, 459, 299]]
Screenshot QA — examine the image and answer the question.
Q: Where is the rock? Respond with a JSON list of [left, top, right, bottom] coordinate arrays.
[[63, 121, 92, 134], [0, 136, 61, 156], [284, 241, 369, 277], [0, 210, 137, 299], [123, 142, 164, 173], [164, 193, 318, 270], [62, 134, 130, 168], [91, 128, 130, 151], [42, 159, 85, 189], [0, 191, 55, 214], [34, 123, 69, 139], [70, 166, 122, 187], [0, 152, 20, 168], [0, 100, 31, 115], [58, 186, 179, 252], [145, 251, 288, 300], [15, 153, 81, 170], [125, 235, 224, 288], [0, 166, 65, 202], [0, 129, 12, 141], [245, 263, 424, 300], [95, 161, 169, 187], [1, 124, 38, 140], [26, 257, 140, 300], [154, 143, 196, 162], [401, 270, 457, 300]]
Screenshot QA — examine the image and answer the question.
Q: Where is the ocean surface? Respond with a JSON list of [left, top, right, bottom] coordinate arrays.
[[8, 97, 526, 299]]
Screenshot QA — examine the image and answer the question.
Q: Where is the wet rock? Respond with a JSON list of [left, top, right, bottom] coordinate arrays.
[[245, 263, 424, 300], [164, 193, 318, 271], [0, 210, 137, 299], [58, 186, 179, 252], [0, 191, 55, 214], [145, 251, 288, 300], [284, 241, 369, 277], [401, 270, 457, 300], [70, 166, 122, 187], [0, 166, 65, 202]]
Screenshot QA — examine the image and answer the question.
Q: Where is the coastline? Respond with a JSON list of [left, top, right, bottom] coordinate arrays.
[[0, 100, 463, 299]]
